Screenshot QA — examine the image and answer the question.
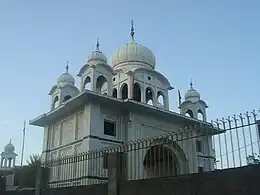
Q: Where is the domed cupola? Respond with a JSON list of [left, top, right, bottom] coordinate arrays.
[[49, 63, 79, 110], [4, 139, 15, 153], [179, 81, 208, 121], [1, 139, 17, 168], [57, 70, 75, 86], [87, 39, 107, 64], [111, 21, 156, 70], [184, 82, 200, 102]]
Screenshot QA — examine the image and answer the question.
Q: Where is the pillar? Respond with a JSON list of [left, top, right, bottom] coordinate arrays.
[[164, 90, 169, 110], [8, 159, 11, 168], [0, 158, 3, 168], [12, 159, 15, 167], [127, 73, 133, 99], [91, 67, 96, 92]]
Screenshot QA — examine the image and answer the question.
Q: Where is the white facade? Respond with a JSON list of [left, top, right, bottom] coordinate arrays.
[[30, 22, 218, 184]]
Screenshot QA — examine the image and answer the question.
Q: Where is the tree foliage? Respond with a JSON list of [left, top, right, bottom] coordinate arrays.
[[26, 154, 41, 167], [16, 154, 41, 188], [247, 153, 260, 165]]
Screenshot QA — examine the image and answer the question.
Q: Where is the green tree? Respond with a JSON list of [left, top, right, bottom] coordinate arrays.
[[16, 154, 41, 188], [247, 153, 260, 165], [26, 154, 41, 167]]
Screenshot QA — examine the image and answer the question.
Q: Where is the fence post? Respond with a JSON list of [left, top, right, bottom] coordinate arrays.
[[107, 152, 123, 195], [35, 166, 48, 195], [0, 175, 6, 195]]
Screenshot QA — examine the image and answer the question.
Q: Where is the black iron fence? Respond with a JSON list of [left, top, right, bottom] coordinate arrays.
[[42, 109, 260, 188]]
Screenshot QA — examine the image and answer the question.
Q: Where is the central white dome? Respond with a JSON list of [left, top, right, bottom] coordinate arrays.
[[111, 39, 156, 69]]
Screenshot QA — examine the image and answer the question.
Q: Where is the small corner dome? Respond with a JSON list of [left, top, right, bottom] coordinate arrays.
[[4, 142, 15, 153], [111, 40, 156, 69], [185, 83, 200, 101], [57, 72, 75, 85], [88, 50, 107, 63]]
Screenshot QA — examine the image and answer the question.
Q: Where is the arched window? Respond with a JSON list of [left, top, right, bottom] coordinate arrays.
[[96, 76, 108, 95], [84, 76, 91, 90], [112, 88, 117, 98], [133, 83, 141, 102], [63, 95, 72, 102], [157, 91, 164, 106], [197, 109, 204, 121], [121, 83, 128, 100], [146, 87, 153, 105], [53, 96, 59, 109], [185, 110, 194, 118]]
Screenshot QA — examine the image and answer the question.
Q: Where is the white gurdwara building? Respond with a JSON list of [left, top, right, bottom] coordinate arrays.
[[30, 22, 217, 183]]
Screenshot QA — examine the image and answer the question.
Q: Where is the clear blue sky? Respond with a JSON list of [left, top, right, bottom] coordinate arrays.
[[0, 0, 259, 165]]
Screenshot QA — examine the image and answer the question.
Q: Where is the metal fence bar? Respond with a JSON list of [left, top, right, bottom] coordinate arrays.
[[41, 109, 260, 188]]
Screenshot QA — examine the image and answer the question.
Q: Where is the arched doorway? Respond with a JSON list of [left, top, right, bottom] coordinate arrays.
[[53, 96, 59, 109], [143, 145, 179, 178], [146, 87, 153, 105], [121, 83, 128, 100], [157, 91, 164, 106], [96, 76, 108, 94], [185, 109, 194, 118], [84, 76, 91, 90]]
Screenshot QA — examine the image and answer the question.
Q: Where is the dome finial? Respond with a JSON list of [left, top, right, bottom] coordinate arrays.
[[96, 38, 100, 51], [9, 138, 12, 144], [66, 61, 69, 73], [190, 79, 193, 89], [130, 20, 135, 40]]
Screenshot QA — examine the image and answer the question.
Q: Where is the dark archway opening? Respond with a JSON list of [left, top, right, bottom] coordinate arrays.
[[133, 83, 141, 102], [121, 84, 128, 100], [63, 95, 72, 102], [185, 110, 194, 118], [143, 145, 179, 178], [157, 91, 164, 106], [53, 96, 59, 109], [96, 76, 108, 94]]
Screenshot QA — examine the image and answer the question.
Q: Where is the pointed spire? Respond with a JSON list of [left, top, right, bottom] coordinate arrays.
[[96, 38, 100, 51], [9, 138, 12, 144], [130, 20, 135, 41], [66, 61, 69, 73]]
